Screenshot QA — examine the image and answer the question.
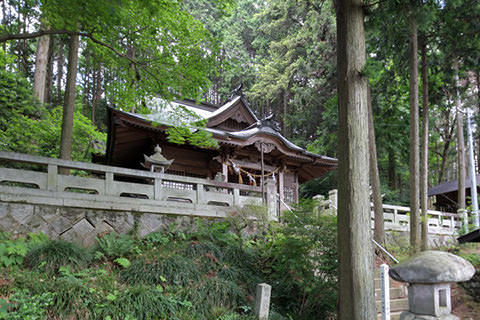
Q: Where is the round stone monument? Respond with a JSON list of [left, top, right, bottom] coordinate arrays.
[[389, 250, 475, 320]]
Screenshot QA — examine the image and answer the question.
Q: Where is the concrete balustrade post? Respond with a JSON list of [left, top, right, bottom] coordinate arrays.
[[47, 164, 58, 191], [105, 172, 114, 196], [196, 183, 205, 205], [255, 283, 271, 320], [265, 178, 277, 221], [328, 189, 337, 214], [154, 177, 163, 200], [233, 188, 240, 207]]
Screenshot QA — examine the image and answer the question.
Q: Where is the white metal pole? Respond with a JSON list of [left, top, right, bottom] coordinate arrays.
[[466, 109, 479, 228]]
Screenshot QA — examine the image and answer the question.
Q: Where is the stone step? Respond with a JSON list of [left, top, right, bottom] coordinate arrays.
[[375, 298, 409, 313], [375, 286, 407, 300], [376, 311, 403, 320]]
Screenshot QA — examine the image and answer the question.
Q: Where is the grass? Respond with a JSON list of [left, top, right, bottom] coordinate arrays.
[[0, 208, 341, 320]]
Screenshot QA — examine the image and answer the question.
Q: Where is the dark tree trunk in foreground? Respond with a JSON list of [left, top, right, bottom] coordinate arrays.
[[454, 59, 466, 215], [57, 41, 64, 102], [408, 14, 420, 253], [420, 39, 429, 251], [336, 0, 375, 318], [59, 34, 79, 171], [368, 86, 385, 245]]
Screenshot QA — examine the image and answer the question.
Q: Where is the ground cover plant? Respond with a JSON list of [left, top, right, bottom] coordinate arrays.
[[0, 203, 338, 319]]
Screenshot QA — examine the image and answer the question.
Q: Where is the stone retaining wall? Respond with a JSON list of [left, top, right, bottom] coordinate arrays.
[[0, 201, 206, 246]]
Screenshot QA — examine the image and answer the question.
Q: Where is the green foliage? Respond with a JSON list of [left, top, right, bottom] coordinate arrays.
[[1, 205, 339, 319], [113, 257, 131, 269], [96, 233, 136, 260], [184, 276, 245, 314], [0, 233, 48, 268], [120, 255, 202, 287], [100, 285, 185, 320], [262, 200, 338, 319], [24, 240, 91, 273], [0, 289, 55, 320]]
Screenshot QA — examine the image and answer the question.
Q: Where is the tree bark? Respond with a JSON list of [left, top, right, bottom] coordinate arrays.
[[57, 40, 64, 102], [454, 59, 466, 214], [420, 39, 429, 251], [336, 0, 375, 319], [92, 63, 102, 125], [368, 86, 385, 245], [59, 34, 80, 172], [437, 111, 455, 184], [408, 14, 420, 253], [44, 35, 54, 106], [33, 22, 50, 103], [388, 147, 397, 189]]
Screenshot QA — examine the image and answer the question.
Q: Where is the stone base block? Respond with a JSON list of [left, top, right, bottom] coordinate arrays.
[[400, 311, 459, 320]]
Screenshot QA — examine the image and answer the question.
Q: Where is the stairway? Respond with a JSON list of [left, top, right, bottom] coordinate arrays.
[[374, 269, 409, 320]]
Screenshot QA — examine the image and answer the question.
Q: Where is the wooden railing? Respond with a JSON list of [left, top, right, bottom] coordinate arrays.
[[0, 151, 273, 218]]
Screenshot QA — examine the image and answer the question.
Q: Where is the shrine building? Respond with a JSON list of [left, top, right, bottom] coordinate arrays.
[[104, 94, 337, 207]]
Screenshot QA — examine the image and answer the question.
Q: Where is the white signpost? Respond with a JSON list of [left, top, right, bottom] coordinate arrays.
[[380, 263, 391, 320]]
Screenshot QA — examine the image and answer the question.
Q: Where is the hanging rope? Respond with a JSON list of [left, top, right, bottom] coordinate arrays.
[[226, 160, 280, 186]]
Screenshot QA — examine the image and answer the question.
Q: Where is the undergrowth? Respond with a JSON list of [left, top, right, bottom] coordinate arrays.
[[0, 201, 338, 319]]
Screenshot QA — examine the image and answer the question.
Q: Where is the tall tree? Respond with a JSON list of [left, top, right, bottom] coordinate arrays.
[[420, 38, 429, 250], [368, 86, 385, 245], [336, 0, 375, 318], [454, 60, 466, 220], [408, 11, 420, 253], [32, 21, 50, 103], [59, 34, 79, 167]]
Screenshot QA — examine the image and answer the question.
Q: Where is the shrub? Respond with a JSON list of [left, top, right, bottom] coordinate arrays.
[[24, 240, 91, 273], [0, 232, 48, 268], [96, 233, 136, 259], [0, 289, 55, 320], [183, 276, 245, 315], [120, 255, 201, 287], [100, 285, 182, 320], [262, 200, 338, 319]]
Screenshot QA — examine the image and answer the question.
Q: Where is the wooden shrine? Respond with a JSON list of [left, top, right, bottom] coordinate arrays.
[[104, 95, 337, 205]]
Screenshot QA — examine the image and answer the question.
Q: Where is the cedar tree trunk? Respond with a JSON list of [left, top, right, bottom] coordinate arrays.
[[408, 14, 420, 253], [368, 86, 385, 244], [33, 22, 50, 103], [420, 39, 429, 251], [454, 59, 466, 214], [336, 0, 376, 318], [59, 34, 79, 171]]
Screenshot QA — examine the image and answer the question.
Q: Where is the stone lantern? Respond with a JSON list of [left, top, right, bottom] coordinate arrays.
[[143, 145, 174, 173], [389, 250, 475, 320]]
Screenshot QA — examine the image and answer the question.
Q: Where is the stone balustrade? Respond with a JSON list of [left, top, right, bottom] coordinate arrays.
[[0, 151, 271, 219], [323, 190, 462, 236]]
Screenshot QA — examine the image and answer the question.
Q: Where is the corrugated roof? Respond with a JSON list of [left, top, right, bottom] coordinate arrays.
[[428, 174, 480, 197]]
